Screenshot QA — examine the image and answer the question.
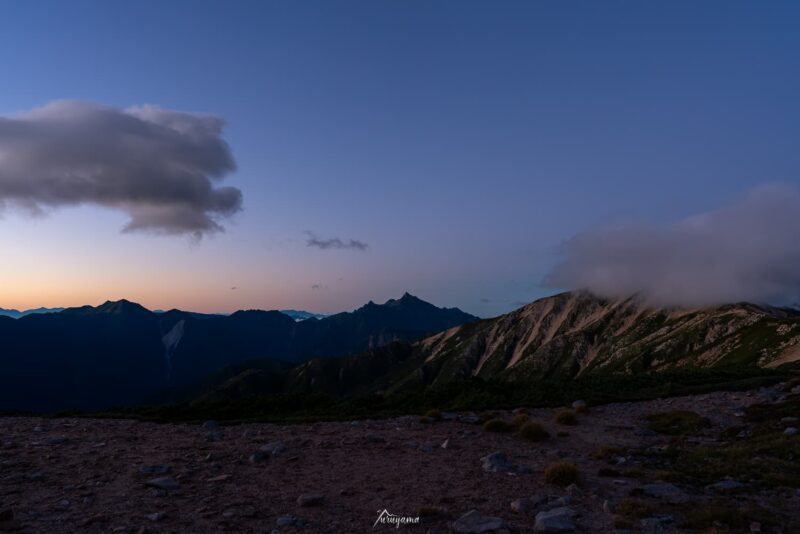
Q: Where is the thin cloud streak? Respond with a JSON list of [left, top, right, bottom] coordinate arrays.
[[305, 231, 369, 251]]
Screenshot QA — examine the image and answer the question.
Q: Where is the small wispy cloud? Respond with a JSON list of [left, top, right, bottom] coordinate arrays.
[[305, 231, 369, 251]]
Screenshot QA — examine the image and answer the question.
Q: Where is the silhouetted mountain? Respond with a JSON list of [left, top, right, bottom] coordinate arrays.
[[0, 294, 477, 411], [0, 307, 65, 319]]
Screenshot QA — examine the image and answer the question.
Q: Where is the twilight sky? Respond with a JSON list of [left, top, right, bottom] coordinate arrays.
[[1, 1, 799, 316]]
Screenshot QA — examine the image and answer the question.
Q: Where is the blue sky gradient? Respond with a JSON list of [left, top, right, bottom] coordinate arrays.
[[1, 1, 798, 315]]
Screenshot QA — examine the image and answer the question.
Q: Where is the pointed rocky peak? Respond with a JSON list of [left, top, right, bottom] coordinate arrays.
[[96, 299, 151, 316], [384, 292, 428, 308]]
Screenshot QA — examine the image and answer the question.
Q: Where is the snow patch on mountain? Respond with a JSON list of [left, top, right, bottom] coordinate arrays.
[[162, 320, 186, 378]]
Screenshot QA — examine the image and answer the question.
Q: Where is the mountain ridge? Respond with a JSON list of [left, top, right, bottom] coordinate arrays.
[[0, 293, 477, 411], [219, 291, 800, 400]]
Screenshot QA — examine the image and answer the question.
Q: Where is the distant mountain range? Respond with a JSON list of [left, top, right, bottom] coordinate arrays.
[[192, 291, 800, 401], [0, 307, 65, 319], [279, 310, 328, 321], [1, 306, 326, 322], [0, 293, 477, 411]]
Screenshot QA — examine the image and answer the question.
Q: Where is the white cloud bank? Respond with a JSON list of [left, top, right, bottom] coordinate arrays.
[[547, 183, 800, 307]]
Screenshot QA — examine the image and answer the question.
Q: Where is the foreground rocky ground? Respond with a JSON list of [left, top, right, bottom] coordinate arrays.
[[1, 383, 799, 533]]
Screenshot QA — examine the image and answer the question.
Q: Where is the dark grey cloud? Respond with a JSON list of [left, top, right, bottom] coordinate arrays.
[[0, 100, 241, 237], [305, 231, 369, 251], [546, 184, 800, 307], [480, 298, 491, 303]]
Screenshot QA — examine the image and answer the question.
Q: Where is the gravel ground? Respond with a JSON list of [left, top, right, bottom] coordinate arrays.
[[0, 385, 795, 533]]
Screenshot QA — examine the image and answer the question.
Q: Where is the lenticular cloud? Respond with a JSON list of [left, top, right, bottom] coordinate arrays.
[[0, 100, 242, 238]]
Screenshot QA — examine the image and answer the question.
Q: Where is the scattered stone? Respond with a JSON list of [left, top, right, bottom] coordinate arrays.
[[249, 452, 268, 463], [139, 465, 170, 475], [418, 442, 435, 453], [259, 441, 285, 455], [706, 480, 745, 493], [451, 510, 507, 533], [534, 506, 577, 532], [480, 452, 530, 474], [784, 427, 798, 437], [459, 415, 481, 425], [571, 400, 587, 411], [543, 496, 571, 510], [603, 500, 614, 514], [510, 498, 536, 514], [639, 482, 687, 503], [781, 416, 798, 423], [46, 436, 68, 445], [441, 438, 451, 449], [365, 434, 386, 444], [297, 494, 324, 507], [440, 411, 458, 421], [145, 513, 166, 522], [276, 515, 307, 528], [202, 420, 219, 430], [145, 477, 179, 491], [564, 484, 580, 498], [640, 515, 675, 530], [205, 431, 223, 442], [207, 474, 231, 482], [55, 499, 70, 510]]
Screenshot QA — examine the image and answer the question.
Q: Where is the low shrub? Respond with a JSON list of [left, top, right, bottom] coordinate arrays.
[[483, 418, 514, 433], [555, 409, 577, 425], [614, 498, 655, 520], [543, 461, 579, 486], [591, 445, 623, 461], [597, 467, 620, 477], [646, 410, 710, 435], [518, 421, 550, 442], [511, 413, 531, 428], [424, 409, 442, 420]]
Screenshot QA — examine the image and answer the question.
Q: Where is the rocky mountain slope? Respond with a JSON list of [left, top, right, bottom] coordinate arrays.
[[264, 291, 800, 397]]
